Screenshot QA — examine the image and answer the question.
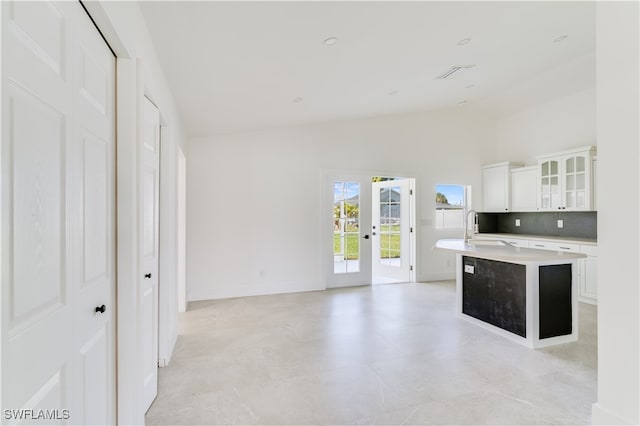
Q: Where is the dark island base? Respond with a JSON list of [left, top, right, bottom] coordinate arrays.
[[462, 257, 527, 337], [462, 256, 573, 341]]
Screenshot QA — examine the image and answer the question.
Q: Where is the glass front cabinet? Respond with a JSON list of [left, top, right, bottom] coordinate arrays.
[[537, 146, 596, 211]]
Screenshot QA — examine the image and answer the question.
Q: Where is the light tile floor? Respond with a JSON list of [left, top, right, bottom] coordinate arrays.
[[146, 281, 597, 425]]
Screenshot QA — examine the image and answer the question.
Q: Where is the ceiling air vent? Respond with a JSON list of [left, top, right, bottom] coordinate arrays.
[[436, 65, 476, 79]]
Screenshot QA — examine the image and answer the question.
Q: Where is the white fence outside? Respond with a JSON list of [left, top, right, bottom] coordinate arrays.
[[435, 209, 464, 229]]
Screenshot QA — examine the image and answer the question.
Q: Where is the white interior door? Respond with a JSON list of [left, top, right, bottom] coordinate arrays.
[[2, 1, 116, 423], [325, 174, 372, 288], [372, 179, 412, 284], [141, 96, 161, 412]]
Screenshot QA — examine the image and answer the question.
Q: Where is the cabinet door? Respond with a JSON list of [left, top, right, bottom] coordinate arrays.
[[483, 166, 508, 212], [581, 256, 598, 301], [504, 238, 529, 248], [511, 168, 537, 212], [538, 158, 561, 210], [562, 153, 591, 210]]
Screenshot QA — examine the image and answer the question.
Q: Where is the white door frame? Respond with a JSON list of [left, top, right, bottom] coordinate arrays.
[[177, 147, 187, 313], [158, 118, 179, 367]]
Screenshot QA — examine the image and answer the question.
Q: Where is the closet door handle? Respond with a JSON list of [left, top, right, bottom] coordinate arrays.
[[144, 273, 152, 279], [95, 305, 106, 314]]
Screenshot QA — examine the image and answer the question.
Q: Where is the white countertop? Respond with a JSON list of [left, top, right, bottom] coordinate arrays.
[[433, 239, 587, 263], [477, 233, 597, 246]]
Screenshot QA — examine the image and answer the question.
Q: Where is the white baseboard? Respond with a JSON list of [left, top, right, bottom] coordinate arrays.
[[419, 272, 455, 282], [592, 403, 636, 425]]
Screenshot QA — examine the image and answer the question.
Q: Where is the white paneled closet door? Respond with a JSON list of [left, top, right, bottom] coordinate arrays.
[[141, 96, 160, 413], [1, 1, 116, 424]]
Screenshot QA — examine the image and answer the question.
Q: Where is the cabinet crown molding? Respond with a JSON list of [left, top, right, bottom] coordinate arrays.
[[482, 161, 525, 169], [535, 145, 597, 160]]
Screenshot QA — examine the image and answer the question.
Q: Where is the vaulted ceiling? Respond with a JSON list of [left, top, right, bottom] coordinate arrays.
[[140, 1, 595, 136]]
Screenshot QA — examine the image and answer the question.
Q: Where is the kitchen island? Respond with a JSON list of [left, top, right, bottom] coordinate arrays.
[[434, 239, 586, 348]]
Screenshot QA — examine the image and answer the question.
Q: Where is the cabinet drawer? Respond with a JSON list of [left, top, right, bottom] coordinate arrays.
[[475, 236, 528, 248], [579, 245, 598, 257], [503, 239, 529, 248], [529, 241, 580, 252]]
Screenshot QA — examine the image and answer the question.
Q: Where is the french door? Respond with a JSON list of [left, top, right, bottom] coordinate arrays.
[[325, 174, 372, 288], [371, 179, 413, 284]]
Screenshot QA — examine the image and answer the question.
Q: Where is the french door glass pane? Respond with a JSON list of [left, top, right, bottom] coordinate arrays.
[[566, 157, 574, 173], [566, 192, 576, 208], [333, 181, 360, 274], [378, 186, 401, 268]]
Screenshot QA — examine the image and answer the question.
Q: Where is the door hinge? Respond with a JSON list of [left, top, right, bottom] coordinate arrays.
[[410, 227, 413, 233], [410, 265, 414, 271], [409, 189, 413, 195]]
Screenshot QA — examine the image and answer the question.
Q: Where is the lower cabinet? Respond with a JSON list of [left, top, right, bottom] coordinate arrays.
[[526, 240, 597, 305], [579, 245, 598, 303]]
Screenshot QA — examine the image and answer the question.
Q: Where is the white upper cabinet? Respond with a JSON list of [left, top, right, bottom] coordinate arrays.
[[482, 162, 524, 212], [510, 166, 538, 212], [536, 146, 596, 211]]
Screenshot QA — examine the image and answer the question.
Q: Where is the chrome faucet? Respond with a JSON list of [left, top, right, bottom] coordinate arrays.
[[464, 209, 478, 243]]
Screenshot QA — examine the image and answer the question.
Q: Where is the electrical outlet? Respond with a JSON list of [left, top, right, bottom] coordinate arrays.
[[557, 219, 564, 228], [464, 265, 475, 274], [515, 219, 521, 227]]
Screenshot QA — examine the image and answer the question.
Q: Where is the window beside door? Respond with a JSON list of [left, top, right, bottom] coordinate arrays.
[[435, 184, 467, 229]]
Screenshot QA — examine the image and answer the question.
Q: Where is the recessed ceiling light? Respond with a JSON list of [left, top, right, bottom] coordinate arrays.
[[293, 97, 303, 103], [457, 38, 472, 46], [466, 84, 475, 89], [323, 37, 338, 46], [553, 35, 568, 43], [458, 100, 468, 105], [388, 90, 398, 96]]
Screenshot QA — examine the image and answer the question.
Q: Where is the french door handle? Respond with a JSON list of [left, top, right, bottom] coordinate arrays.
[[362, 235, 370, 240]]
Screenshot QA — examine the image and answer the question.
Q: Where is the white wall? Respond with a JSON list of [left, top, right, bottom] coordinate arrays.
[[592, 2, 639, 424], [187, 109, 494, 301], [86, 2, 188, 424], [491, 87, 596, 165]]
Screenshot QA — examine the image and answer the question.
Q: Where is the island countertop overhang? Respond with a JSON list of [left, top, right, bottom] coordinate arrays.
[[433, 238, 587, 263]]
